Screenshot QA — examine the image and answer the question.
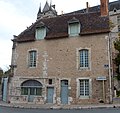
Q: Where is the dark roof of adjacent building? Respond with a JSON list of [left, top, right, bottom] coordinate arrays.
[[109, 0, 120, 11], [16, 11, 109, 42], [68, 0, 120, 14]]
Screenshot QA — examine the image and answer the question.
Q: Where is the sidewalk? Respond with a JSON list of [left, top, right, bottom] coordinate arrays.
[[0, 101, 120, 109]]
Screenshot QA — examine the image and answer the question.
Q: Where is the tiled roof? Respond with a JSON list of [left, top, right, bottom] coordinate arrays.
[[68, 0, 120, 14], [17, 12, 109, 42], [109, 0, 120, 11]]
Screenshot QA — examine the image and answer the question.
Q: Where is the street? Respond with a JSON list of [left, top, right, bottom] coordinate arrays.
[[0, 106, 120, 113]]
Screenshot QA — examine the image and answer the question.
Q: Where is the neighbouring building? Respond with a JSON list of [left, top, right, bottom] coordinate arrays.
[[8, 0, 112, 105]]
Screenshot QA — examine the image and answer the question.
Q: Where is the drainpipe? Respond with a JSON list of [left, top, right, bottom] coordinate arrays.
[[107, 35, 113, 103]]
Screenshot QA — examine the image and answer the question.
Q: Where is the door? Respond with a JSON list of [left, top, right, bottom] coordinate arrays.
[[47, 87, 54, 103], [61, 80, 68, 104], [2, 77, 8, 102], [28, 88, 35, 102]]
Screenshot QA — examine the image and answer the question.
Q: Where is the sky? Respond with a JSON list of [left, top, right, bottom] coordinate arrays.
[[0, 0, 116, 71]]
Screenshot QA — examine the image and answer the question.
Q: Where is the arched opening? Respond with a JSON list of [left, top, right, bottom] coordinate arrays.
[[21, 80, 43, 102]]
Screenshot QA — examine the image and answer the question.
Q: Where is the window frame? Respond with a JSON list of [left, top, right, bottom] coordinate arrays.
[[76, 48, 91, 70], [36, 26, 46, 40], [28, 50, 37, 68], [79, 49, 89, 69], [118, 25, 120, 32], [117, 15, 120, 25], [21, 80, 43, 96], [76, 78, 92, 99], [68, 22, 80, 37]]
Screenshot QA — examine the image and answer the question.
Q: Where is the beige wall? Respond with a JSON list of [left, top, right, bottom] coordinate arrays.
[[9, 33, 110, 104]]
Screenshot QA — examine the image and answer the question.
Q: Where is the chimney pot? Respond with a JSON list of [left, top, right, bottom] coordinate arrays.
[[100, 0, 109, 16], [86, 2, 89, 13]]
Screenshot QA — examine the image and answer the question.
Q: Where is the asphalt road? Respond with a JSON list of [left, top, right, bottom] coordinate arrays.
[[0, 106, 120, 113]]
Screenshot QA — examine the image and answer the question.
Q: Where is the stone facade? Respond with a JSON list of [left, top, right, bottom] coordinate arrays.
[[9, 34, 111, 104]]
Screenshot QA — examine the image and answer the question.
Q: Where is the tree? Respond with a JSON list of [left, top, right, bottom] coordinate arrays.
[[0, 68, 3, 84], [114, 33, 120, 80]]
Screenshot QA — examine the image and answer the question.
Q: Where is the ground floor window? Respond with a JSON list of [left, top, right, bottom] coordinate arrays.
[[21, 80, 42, 96], [79, 79, 89, 97], [77, 78, 91, 98]]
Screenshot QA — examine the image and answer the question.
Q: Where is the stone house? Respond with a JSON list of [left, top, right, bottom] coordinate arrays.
[[9, 0, 112, 105]]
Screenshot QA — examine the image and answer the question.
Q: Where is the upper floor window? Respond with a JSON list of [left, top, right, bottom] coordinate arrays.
[[79, 49, 89, 69], [68, 17, 80, 37], [36, 26, 46, 40], [118, 25, 120, 32], [117, 15, 120, 25], [28, 50, 37, 67]]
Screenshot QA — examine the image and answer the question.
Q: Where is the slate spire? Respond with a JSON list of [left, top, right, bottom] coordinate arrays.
[[43, 1, 50, 13], [37, 1, 57, 20]]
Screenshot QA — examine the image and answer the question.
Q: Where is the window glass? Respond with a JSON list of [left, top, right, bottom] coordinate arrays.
[[118, 25, 120, 32], [21, 87, 28, 95], [21, 80, 43, 96], [69, 23, 80, 36], [49, 79, 52, 85], [79, 79, 89, 96], [79, 49, 89, 68], [117, 16, 120, 25], [36, 88, 42, 96], [29, 51, 37, 67], [36, 27, 46, 40]]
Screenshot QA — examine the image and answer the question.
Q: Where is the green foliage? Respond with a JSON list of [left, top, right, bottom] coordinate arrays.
[[109, 20, 115, 30], [4, 68, 11, 77], [114, 39, 120, 52], [114, 34, 120, 80], [117, 90, 120, 97], [0, 68, 3, 84]]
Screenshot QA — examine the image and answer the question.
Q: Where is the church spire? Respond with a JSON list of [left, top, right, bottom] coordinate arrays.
[[37, 3, 42, 19], [37, 1, 57, 20], [38, 3, 41, 13], [42, 1, 50, 13]]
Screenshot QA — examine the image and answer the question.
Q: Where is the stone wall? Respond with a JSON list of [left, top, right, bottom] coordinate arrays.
[[9, 34, 110, 104]]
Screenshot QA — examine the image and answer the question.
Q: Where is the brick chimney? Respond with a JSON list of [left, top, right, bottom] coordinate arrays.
[[86, 2, 89, 13], [100, 0, 109, 16]]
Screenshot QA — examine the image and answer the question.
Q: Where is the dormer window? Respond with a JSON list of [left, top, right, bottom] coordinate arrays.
[[36, 27, 46, 40], [68, 17, 80, 37], [36, 22, 46, 40], [113, 8, 117, 13]]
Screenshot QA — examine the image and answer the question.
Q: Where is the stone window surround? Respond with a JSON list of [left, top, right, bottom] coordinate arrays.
[[76, 47, 91, 71], [27, 49, 38, 68], [35, 26, 46, 40], [68, 21, 80, 37], [76, 77, 92, 99]]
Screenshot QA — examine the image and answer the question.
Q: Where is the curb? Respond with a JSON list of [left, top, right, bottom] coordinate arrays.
[[0, 102, 120, 109]]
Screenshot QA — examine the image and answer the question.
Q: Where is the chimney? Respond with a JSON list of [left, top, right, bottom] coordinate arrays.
[[86, 2, 89, 13], [100, 0, 109, 16]]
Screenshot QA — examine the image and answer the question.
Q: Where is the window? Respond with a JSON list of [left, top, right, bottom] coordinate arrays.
[[21, 87, 28, 95], [49, 79, 52, 85], [21, 80, 42, 96], [118, 25, 120, 32], [117, 16, 120, 32], [69, 22, 80, 36], [117, 15, 120, 25], [28, 50, 37, 67], [79, 49, 89, 69], [79, 79, 89, 97], [36, 27, 46, 40]]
